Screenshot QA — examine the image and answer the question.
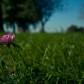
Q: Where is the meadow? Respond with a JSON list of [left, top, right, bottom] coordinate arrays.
[[0, 33, 84, 84]]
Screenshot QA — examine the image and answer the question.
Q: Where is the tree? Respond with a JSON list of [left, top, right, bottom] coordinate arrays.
[[35, 0, 65, 32], [16, 0, 40, 32], [67, 25, 78, 32], [79, 26, 84, 32], [3, 0, 41, 32], [2, 0, 17, 33], [2, 0, 67, 33], [0, 0, 4, 32]]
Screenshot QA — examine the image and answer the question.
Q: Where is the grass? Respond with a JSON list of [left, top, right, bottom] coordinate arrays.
[[0, 33, 84, 84]]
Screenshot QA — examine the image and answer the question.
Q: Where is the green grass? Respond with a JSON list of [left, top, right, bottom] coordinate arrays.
[[0, 33, 84, 84]]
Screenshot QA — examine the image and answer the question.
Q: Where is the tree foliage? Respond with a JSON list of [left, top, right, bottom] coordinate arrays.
[[0, 0, 67, 32], [2, 0, 41, 32], [67, 25, 84, 32], [67, 25, 78, 32], [35, 0, 64, 32]]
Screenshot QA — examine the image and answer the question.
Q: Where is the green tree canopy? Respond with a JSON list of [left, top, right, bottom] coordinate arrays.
[[2, 0, 41, 32], [0, 0, 68, 32], [35, 0, 65, 32]]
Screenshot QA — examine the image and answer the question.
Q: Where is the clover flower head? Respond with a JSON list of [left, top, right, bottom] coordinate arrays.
[[0, 33, 15, 45]]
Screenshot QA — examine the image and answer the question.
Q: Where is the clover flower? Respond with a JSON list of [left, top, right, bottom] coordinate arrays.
[[0, 33, 15, 45]]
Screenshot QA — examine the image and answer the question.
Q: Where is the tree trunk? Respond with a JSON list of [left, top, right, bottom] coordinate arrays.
[[23, 24, 30, 32], [40, 21, 45, 33], [12, 23, 16, 33], [0, 2, 4, 32]]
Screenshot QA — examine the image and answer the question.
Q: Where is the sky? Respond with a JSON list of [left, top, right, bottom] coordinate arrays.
[[38, 0, 84, 33]]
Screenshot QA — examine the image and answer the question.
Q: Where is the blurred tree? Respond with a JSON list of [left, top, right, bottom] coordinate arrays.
[[2, 0, 17, 32], [67, 25, 78, 32], [79, 26, 84, 32], [16, 0, 40, 32], [0, 0, 4, 32], [35, 0, 65, 33], [3, 0, 40, 32], [2, 0, 67, 33]]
